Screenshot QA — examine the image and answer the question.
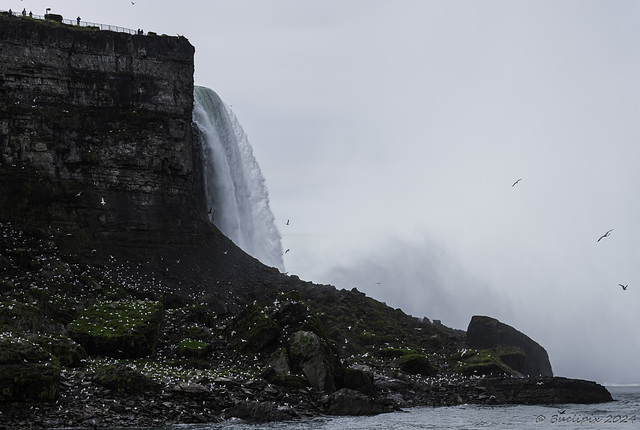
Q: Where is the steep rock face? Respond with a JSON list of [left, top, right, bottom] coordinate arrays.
[[0, 14, 211, 260], [466, 315, 553, 377]]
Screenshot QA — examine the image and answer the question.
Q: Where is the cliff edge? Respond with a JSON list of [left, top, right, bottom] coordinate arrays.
[[0, 12, 207, 260]]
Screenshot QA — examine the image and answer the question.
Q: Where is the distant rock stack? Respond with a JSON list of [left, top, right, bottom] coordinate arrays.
[[466, 315, 553, 377]]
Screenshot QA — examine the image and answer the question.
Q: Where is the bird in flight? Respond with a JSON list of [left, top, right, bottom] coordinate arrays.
[[512, 178, 522, 187], [100, 197, 106, 205], [597, 229, 613, 242], [618, 284, 628, 291], [286, 219, 290, 225], [285, 249, 290, 254]]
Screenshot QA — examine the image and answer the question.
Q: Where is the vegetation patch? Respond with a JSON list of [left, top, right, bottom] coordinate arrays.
[[452, 349, 514, 376], [177, 338, 211, 358], [68, 300, 164, 358]]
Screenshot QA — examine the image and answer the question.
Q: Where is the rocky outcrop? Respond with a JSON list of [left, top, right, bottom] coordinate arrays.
[[394, 353, 438, 376], [0, 13, 207, 262], [225, 401, 299, 421], [466, 315, 553, 377], [327, 388, 385, 416], [475, 376, 613, 404], [224, 304, 281, 354], [0, 335, 61, 402], [68, 300, 164, 358], [289, 330, 341, 393]]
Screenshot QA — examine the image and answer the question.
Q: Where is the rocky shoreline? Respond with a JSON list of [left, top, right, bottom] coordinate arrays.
[[1, 366, 612, 429], [0, 221, 613, 429]]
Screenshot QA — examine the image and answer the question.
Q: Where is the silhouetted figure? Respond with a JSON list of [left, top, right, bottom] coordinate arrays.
[[76, 16, 81, 25], [619, 284, 628, 291], [597, 229, 613, 242]]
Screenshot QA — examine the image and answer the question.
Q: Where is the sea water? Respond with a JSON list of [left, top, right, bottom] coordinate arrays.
[[166, 385, 639, 429]]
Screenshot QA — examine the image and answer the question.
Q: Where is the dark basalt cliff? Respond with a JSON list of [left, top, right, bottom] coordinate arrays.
[[0, 12, 211, 260], [0, 13, 613, 428], [466, 315, 553, 377]]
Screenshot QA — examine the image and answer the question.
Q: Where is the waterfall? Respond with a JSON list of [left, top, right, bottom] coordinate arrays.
[[193, 86, 285, 271]]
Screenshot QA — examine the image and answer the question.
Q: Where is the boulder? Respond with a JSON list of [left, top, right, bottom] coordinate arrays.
[[25, 334, 87, 367], [68, 300, 164, 358], [466, 316, 552, 377], [225, 304, 280, 354], [226, 400, 299, 421], [0, 335, 61, 402], [327, 388, 385, 416], [289, 330, 340, 393], [395, 353, 438, 376], [341, 367, 375, 396], [176, 338, 211, 358], [94, 363, 160, 394]]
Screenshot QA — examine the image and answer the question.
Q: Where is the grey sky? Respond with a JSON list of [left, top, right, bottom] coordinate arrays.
[[10, 0, 640, 384]]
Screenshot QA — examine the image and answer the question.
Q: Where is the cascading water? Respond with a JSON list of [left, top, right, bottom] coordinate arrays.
[[193, 86, 285, 271]]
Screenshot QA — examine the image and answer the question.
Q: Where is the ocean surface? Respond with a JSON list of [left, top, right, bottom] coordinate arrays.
[[165, 385, 639, 430]]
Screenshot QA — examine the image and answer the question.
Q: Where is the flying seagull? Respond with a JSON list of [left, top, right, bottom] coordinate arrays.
[[286, 219, 290, 225], [512, 178, 522, 187], [619, 284, 628, 291], [597, 229, 613, 242], [100, 197, 106, 206], [285, 249, 290, 254]]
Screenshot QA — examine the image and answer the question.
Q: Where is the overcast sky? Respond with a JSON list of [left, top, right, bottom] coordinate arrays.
[[8, 0, 640, 384]]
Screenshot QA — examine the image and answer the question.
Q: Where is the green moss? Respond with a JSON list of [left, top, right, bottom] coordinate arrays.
[[453, 349, 514, 376], [177, 338, 210, 358], [68, 300, 164, 358]]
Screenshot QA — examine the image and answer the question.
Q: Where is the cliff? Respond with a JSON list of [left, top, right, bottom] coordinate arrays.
[[0, 13, 612, 428], [466, 315, 553, 377], [0, 12, 209, 260]]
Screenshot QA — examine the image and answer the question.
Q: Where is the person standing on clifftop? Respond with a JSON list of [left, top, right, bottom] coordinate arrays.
[[76, 16, 81, 25]]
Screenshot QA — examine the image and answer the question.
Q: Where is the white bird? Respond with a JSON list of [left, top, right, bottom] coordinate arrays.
[[75, 192, 82, 197], [597, 229, 613, 242], [100, 197, 106, 205]]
